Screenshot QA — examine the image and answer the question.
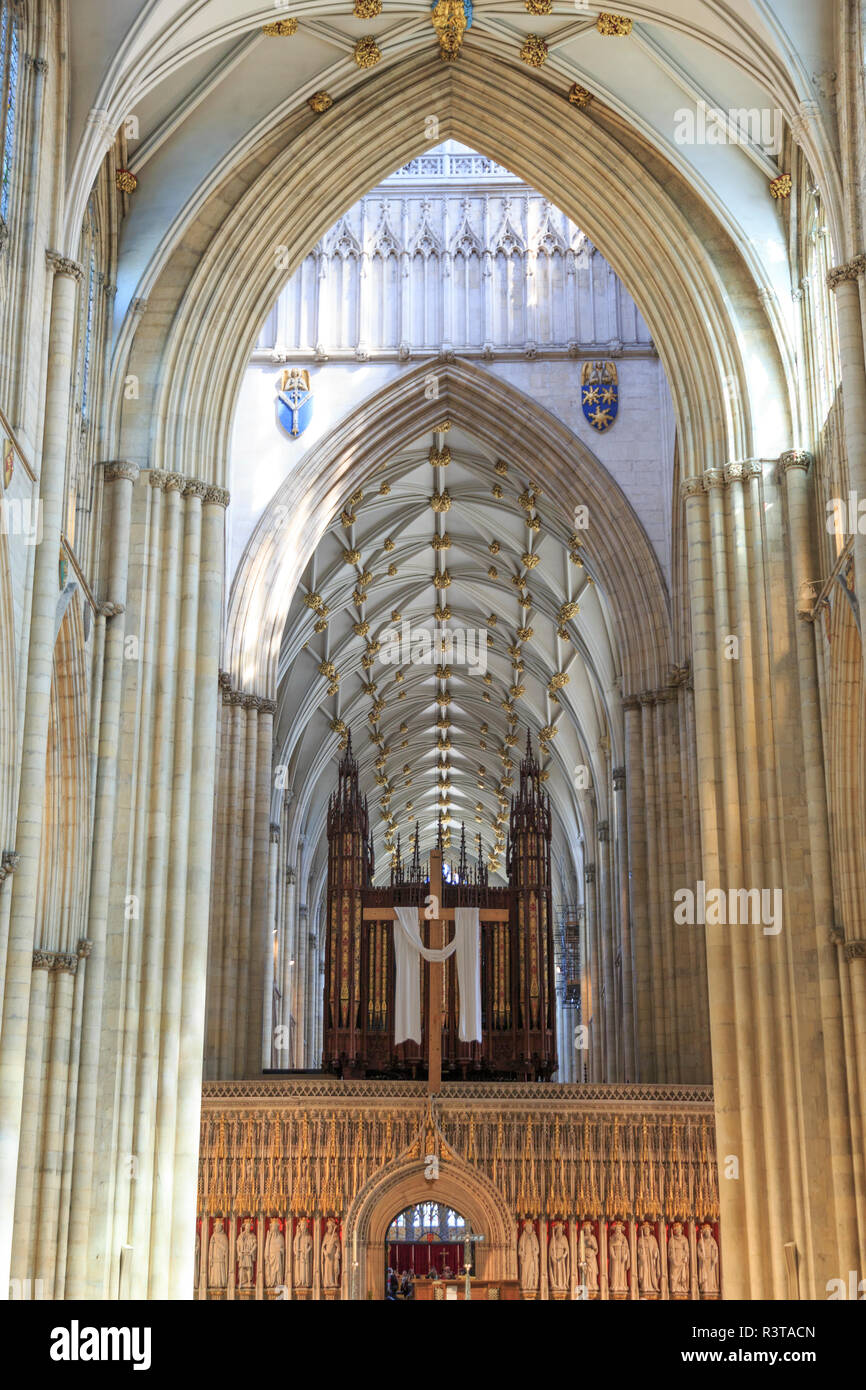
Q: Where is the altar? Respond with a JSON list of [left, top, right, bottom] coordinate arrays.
[[414, 1280, 521, 1301]]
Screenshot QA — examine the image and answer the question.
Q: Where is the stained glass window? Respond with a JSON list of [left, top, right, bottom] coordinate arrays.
[[0, 4, 19, 225]]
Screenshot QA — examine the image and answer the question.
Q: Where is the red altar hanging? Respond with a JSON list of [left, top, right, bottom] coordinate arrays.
[[387, 1241, 466, 1278]]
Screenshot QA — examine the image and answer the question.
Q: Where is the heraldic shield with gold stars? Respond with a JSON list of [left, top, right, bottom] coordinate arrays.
[[581, 360, 619, 433]]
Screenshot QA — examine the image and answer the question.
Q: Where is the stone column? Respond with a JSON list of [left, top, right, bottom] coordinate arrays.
[[779, 449, 861, 1261], [167, 484, 228, 1297], [0, 254, 81, 1295], [828, 256, 866, 682], [582, 864, 597, 1081], [612, 767, 635, 1077]]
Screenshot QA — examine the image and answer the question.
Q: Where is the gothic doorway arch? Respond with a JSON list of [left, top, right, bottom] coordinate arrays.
[[342, 1152, 516, 1300]]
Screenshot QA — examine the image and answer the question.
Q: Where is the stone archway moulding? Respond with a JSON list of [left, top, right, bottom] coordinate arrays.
[[113, 53, 793, 497], [342, 1152, 517, 1300], [225, 358, 672, 699]]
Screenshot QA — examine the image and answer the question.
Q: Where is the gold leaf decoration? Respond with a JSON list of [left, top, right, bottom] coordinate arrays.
[[559, 601, 579, 622], [517, 625, 534, 641], [492, 484, 503, 498], [343, 548, 361, 566], [430, 446, 452, 467], [308, 91, 333, 113], [520, 34, 548, 66], [568, 84, 592, 108], [431, 533, 452, 550], [522, 552, 540, 569], [433, 570, 452, 589], [354, 36, 382, 67], [263, 18, 299, 35], [383, 538, 396, 552], [430, 491, 452, 512], [597, 12, 633, 36], [354, 0, 382, 16]]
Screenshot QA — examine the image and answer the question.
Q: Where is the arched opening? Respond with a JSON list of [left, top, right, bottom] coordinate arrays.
[[385, 1201, 470, 1294]]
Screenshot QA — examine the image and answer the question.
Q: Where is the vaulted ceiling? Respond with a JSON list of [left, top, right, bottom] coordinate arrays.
[[273, 422, 618, 887], [67, 2, 840, 330]]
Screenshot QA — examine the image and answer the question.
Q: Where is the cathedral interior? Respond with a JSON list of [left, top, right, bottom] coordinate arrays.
[[0, 0, 865, 1311]]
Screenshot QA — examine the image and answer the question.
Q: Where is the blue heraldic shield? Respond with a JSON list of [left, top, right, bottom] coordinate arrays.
[[581, 360, 619, 433], [276, 368, 313, 437]]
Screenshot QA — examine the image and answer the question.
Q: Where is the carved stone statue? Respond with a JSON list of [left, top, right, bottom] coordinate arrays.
[[208, 1218, 229, 1288], [580, 1221, 599, 1291], [668, 1221, 690, 1295], [321, 1217, 341, 1288], [608, 1220, 630, 1293], [636, 1221, 660, 1294], [265, 1218, 286, 1287], [237, 1216, 257, 1288], [548, 1220, 569, 1292], [293, 1217, 313, 1287], [517, 1218, 539, 1291], [697, 1223, 719, 1294]]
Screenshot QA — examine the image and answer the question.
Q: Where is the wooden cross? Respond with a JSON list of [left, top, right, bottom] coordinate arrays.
[[362, 847, 509, 1093]]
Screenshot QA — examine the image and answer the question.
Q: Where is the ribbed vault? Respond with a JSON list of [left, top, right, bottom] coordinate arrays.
[[230, 362, 670, 887], [114, 51, 794, 493]]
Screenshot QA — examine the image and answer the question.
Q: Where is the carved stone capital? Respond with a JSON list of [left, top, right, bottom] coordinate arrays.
[[103, 462, 139, 485], [0, 849, 20, 881], [25, 55, 49, 74], [796, 581, 821, 619], [46, 250, 84, 283], [844, 939, 866, 962], [130, 296, 149, 315], [98, 602, 125, 619], [584, 863, 596, 884], [701, 468, 726, 492], [183, 478, 208, 501], [32, 949, 79, 974], [204, 486, 231, 508], [612, 767, 626, 791], [827, 255, 866, 290], [597, 821, 609, 842], [679, 476, 704, 501], [828, 927, 845, 947], [77, 938, 94, 959], [778, 450, 811, 476]]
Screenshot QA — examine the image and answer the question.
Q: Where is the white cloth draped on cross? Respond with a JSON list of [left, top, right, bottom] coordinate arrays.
[[392, 905, 482, 1044]]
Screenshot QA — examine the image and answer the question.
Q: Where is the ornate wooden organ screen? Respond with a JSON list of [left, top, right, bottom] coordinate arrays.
[[323, 733, 556, 1079]]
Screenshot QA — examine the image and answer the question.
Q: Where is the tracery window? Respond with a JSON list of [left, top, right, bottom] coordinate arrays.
[[386, 1203, 467, 1241], [802, 195, 841, 430], [0, 1, 20, 227]]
